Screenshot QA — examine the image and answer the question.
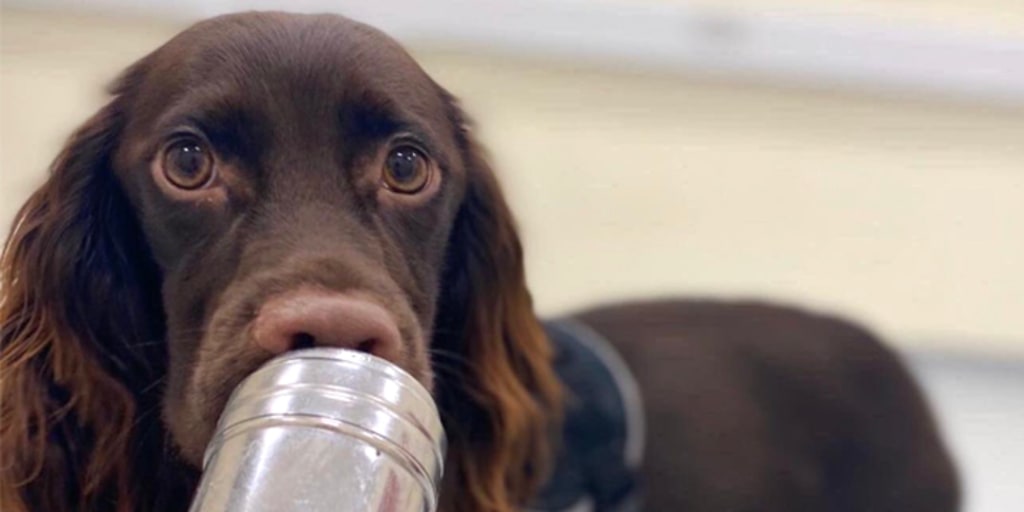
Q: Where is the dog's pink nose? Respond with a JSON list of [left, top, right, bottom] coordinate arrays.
[[252, 290, 401, 361]]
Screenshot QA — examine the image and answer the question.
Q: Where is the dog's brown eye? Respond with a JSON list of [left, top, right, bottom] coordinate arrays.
[[162, 139, 214, 190], [382, 146, 429, 194]]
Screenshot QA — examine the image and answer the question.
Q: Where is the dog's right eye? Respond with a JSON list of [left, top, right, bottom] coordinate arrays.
[[161, 138, 215, 190], [382, 146, 430, 194]]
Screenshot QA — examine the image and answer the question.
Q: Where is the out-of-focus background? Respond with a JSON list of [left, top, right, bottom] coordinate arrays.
[[2, 1, 1021, 510]]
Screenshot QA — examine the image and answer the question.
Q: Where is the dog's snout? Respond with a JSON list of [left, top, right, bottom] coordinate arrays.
[[252, 290, 401, 361]]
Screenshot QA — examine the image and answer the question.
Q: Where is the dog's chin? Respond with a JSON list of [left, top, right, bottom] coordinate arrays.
[[162, 389, 233, 468], [162, 394, 215, 468], [163, 352, 274, 467]]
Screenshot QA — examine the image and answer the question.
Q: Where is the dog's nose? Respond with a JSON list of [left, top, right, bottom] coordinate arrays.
[[252, 290, 402, 361]]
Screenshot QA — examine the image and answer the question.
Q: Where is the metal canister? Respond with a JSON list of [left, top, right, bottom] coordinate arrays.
[[189, 348, 446, 512]]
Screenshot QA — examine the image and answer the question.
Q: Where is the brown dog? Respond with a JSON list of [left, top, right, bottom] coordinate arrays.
[[0, 12, 957, 512], [567, 300, 959, 511]]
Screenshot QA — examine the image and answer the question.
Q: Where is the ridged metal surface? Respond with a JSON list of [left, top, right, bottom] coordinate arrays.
[[190, 348, 445, 512]]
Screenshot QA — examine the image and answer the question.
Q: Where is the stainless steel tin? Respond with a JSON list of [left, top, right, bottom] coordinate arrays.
[[189, 348, 446, 512]]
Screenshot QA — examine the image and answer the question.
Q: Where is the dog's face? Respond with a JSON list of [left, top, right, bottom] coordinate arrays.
[[110, 13, 466, 464]]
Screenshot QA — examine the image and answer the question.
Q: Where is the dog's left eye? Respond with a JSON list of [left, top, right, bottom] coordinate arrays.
[[382, 146, 430, 194], [161, 138, 215, 190]]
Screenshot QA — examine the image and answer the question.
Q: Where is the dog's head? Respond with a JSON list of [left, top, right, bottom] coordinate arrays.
[[0, 13, 559, 512]]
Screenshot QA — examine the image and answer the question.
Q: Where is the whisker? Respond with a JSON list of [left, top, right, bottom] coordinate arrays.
[[126, 340, 167, 349], [132, 403, 162, 430], [139, 375, 166, 396], [429, 361, 471, 389], [429, 347, 471, 367]]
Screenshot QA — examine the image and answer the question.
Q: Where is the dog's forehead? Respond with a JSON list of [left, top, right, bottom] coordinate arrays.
[[174, 13, 418, 74], [140, 13, 446, 122]]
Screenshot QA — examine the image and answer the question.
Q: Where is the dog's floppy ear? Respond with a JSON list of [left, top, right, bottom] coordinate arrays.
[[432, 97, 562, 512], [0, 66, 164, 512]]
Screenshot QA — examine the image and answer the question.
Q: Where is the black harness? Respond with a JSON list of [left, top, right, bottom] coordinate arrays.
[[529, 320, 645, 512]]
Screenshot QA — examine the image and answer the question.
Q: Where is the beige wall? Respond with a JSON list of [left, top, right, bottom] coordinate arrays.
[[680, 0, 1024, 36], [2, 9, 1022, 355]]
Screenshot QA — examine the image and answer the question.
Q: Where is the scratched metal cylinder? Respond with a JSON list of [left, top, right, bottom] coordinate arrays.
[[189, 348, 446, 512]]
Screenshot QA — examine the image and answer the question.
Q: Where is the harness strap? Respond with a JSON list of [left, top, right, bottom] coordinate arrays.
[[527, 319, 646, 512]]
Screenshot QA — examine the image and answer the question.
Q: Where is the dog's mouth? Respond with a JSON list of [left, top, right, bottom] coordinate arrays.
[[163, 316, 433, 467]]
